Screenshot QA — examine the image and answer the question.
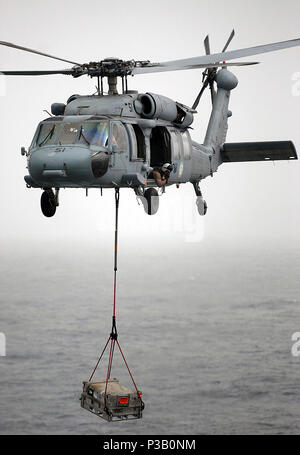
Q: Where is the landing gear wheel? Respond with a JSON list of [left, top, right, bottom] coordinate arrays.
[[144, 188, 159, 215], [196, 196, 207, 216], [41, 191, 56, 217]]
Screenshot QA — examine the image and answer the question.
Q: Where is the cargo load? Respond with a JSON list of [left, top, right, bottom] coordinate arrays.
[[81, 378, 143, 422]]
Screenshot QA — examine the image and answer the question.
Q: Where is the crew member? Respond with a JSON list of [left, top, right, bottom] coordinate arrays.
[[153, 163, 173, 187]]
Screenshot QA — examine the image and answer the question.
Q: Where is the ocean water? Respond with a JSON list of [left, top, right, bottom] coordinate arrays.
[[0, 240, 300, 435]]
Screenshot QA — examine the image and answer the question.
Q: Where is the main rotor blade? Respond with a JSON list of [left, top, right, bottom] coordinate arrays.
[[0, 69, 75, 76], [133, 61, 258, 74], [133, 37, 300, 74], [222, 29, 235, 53], [0, 41, 81, 66]]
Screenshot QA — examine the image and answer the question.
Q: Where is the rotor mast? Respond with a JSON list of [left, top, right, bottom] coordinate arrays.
[[107, 76, 118, 95]]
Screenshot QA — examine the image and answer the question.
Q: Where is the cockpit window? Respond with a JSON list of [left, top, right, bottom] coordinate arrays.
[[59, 123, 79, 144], [112, 122, 128, 152], [36, 120, 109, 148], [77, 122, 109, 147], [37, 123, 61, 146]]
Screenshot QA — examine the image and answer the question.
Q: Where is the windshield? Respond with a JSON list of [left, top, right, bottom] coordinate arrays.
[[36, 121, 109, 147], [78, 122, 109, 147], [59, 123, 80, 144], [37, 123, 61, 146]]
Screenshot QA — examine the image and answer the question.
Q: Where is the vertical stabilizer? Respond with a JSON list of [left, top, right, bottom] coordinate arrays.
[[204, 68, 238, 172]]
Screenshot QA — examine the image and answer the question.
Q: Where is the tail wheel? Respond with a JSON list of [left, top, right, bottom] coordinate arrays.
[[41, 191, 56, 217], [196, 196, 207, 216], [144, 188, 159, 215]]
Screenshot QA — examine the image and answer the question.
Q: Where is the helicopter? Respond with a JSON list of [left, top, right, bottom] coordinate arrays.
[[1, 31, 299, 217]]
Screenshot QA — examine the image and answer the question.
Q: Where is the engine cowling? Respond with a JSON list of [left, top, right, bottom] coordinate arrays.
[[134, 92, 193, 127], [135, 93, 178, 121]]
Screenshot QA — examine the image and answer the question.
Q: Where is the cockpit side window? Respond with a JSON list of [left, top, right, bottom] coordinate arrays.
[[112, 122, 128, 152], [78, 122, 109, 147], [132, 125, 146, 160], [126, 124, 138, 160]]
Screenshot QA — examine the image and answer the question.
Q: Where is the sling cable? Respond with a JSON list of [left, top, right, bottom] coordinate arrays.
[[80, 188, 144, 422]]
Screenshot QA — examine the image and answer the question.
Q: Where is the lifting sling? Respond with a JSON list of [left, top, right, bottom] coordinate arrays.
[[86, 188, 144, 417]]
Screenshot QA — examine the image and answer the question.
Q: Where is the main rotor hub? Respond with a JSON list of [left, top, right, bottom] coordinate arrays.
[[74, 58, 151, 79]]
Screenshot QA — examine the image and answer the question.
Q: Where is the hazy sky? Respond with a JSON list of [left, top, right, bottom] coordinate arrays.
[[0, 0, 299, 248]]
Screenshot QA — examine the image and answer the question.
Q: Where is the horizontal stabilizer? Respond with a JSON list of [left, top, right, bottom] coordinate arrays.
[[221, 141, 297, 162]]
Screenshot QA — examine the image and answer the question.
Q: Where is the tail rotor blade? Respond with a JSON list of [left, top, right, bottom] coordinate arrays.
[[192, 35, 212, 110], [194, 32, 217, 109], [194, 29, 235, 109], [192, 79, 209, 110], [222, 29, 235, 53], [204, 35, 211, 55], [209, 80, 216, 104]]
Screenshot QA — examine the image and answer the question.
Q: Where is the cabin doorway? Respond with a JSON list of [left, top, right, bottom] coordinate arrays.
[[150, 126, 171, 167]]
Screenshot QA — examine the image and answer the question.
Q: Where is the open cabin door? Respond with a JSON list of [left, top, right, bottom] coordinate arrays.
[[149, 126, 172, 167]]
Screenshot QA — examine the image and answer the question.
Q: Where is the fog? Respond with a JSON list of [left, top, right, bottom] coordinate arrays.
[[1, 0, 300, 438]]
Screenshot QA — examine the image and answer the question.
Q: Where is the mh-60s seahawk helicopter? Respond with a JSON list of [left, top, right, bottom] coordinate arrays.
[[1, 32, 299, 217]]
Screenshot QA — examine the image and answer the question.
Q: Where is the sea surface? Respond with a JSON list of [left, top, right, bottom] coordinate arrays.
[[0, 240, 300, 435]]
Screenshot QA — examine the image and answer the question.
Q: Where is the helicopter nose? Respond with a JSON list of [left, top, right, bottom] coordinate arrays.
[[28, 146, 108, 186]]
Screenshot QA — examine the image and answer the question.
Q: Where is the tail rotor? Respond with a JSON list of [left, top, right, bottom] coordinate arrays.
[[192, 30, 235, 110]]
